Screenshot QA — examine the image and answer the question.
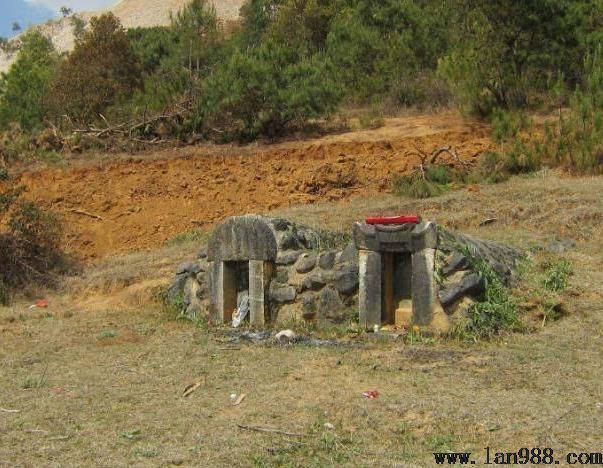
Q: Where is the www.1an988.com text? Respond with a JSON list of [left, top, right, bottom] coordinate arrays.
[[433, 447, 603, 465]]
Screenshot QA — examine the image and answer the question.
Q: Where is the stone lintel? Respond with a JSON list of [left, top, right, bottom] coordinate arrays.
[[353, 221, 438, 253], [208, 215, 278, 262]]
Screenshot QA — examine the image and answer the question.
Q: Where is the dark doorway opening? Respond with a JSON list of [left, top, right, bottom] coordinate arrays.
[[381, 253, 413, 325]]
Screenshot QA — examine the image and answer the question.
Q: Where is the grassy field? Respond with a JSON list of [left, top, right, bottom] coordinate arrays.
[[1, 172, 602, 467]]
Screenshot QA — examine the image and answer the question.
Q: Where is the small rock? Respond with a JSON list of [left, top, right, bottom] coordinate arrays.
[[271, 218, 291, 231], [295, 254, 317, 274], [176, 261, 201, 275], [302, 294, 317, 319], [442, 252, 468, 276], [336, 242, 358, 265], [276, 251, 303, 266], [302, 274, 327, 291], [275, 329, 297, 342], [275, 267, 289, 284], [270, 284, 297, 303], [279, 232, 301, 250], [318, 287, 346, 322], [318, 251, 336, 270], [547, 239, 576, 254], [323, 422, 335, 430], [439, 271, 484, 307], [334, 269, 359, 295], [295, 228, 314, 249]]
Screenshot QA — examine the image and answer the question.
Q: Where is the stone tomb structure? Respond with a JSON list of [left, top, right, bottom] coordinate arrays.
[[207, 216, 277, 327], [353, 221, 442, 329], [170, 214, 523, 331]]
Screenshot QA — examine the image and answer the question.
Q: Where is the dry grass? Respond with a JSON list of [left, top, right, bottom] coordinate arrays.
[[1, 173, 602, 467]]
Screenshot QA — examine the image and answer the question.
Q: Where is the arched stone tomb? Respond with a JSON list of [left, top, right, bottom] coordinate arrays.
[[207, 215, 277, 327], [173, 214, 522, 332], [353, 220, 442, 329]]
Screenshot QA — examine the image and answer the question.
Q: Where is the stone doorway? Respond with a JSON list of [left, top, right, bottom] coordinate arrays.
[[207, 216, 277, 327], [219, 261, 250, 324], [353, 221, 439, 329], [381, 252, 412, 325]]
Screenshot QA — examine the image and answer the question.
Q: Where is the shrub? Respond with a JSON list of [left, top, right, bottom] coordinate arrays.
[[0, 188, 69, 304], [127, 27, 177, 75], [542, 49, 603, 173], [542, 260, 573, 292], [393, 172, 447, 199], [392, 162, 457, 199], [468, 152, 510, 184], [485, 109, 542, 175], [461, 247, 521, 339], [325, 0, 446, 105]]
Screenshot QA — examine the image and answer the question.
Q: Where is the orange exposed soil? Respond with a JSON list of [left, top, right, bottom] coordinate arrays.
[[9, 113, 492, 260]]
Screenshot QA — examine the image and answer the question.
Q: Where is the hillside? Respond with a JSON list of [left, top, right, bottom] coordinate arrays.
[[6, 113, 491, 259], [1, 115, 602, 464], [0, 0, 244, 73]]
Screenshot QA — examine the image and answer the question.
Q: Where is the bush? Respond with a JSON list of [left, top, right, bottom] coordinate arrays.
[[542, 260, 573, 292], [0, 188, 69, 304], [461, 247, 521, 339], [392, 163, 457, 199], [481, 109, 542, 176], [325, 0, 448, 106], [542, 49, 603, 173]]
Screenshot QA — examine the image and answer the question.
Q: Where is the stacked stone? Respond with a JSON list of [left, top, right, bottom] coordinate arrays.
[[167, 249, 209, 318], [166, 215, 523, 331], [269, 242, 359, 324], [435, 228, 524, 317]]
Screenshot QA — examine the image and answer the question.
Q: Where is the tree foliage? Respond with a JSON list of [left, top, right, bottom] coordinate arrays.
[[47, 13, 142, 124], [201, 38, 340, 140], [439, 0, 602, 115], [0, 31, 57, 131], [0, 0, 602, 151]]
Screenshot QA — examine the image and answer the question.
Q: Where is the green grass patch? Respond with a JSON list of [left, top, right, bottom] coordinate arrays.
[[99, 329, 118, 339], [542, 259, 573, 292], [304, 228, 351, 251], [449, 245, 522, 340], [392, 171, 448, 199], [164, 229, 208, 247]]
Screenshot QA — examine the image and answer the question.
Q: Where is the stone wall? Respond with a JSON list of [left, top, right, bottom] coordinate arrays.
[[167, 216, 523, 330]]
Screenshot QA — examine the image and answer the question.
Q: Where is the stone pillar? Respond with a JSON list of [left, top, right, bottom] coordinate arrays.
[[411, 248, 437, 326], [382, 253, 395, 325], [249, 260, 273, 327], [359, 250, 382, 329], [209, 261, 237, 324]]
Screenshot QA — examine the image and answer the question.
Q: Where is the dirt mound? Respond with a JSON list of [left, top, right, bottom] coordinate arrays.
[[10, 113, 491, 260]]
